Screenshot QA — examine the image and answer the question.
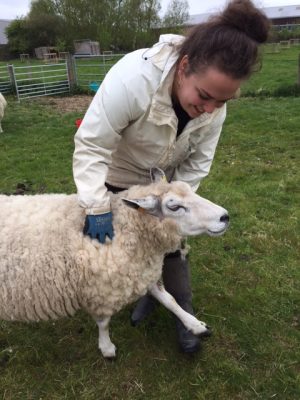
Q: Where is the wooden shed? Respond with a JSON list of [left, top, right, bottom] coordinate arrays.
[[74, 40, 100, 55]]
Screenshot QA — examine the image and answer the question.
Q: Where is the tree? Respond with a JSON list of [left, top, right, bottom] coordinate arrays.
[[7, 0, 164, 54], [117, 0, 161, 50], [26, 14, 64, 49], [5, 19, 30, 55], [162, 0, 189, 29], [23, 0, 64, 50], [52, 0, 120, 49], [30, 0, 58, 16]]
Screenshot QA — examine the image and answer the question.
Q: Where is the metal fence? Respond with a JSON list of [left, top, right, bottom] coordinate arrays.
[[0, 54, 125, 100], [11, 62, 70, 101], [73, 54, 125, 90], [0, 65, 12, 93]]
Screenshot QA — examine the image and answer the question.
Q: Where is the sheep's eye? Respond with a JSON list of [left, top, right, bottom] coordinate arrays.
[[167, 204, 186, 212]]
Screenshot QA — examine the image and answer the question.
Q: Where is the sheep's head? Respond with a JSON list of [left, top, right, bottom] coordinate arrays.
[[122, 169, 229, 238]]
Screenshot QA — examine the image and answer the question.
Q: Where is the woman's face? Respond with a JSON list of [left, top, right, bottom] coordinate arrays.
[[173, 56, 242, 118]]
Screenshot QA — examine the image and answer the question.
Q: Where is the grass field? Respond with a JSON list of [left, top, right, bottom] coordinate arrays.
[[242, 44, 300, 96], [0, 93, 299, 399]]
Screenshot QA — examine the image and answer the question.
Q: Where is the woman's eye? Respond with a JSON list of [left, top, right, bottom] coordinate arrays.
[[199, 93, 209, 100]]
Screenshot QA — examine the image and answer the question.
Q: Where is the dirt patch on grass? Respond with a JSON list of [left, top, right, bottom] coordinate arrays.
[[33, 95, 93, 113]]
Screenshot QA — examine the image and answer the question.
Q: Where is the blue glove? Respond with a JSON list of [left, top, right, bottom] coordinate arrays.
[[83, 213, 114, 244]]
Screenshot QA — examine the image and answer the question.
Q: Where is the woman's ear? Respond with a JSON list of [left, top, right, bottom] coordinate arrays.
[[178, 55, 189, 76]]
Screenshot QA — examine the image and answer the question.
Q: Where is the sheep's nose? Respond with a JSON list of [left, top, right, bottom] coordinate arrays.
[[220, 214, 229, 223]]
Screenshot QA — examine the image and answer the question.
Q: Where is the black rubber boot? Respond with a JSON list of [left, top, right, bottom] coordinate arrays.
[[173, 299, 201, 353], [162, 251, 201, 354], [130, 294, 157, 326]]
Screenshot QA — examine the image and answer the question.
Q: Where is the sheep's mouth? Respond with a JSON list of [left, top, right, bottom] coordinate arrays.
[[207, 227, 227, 237]]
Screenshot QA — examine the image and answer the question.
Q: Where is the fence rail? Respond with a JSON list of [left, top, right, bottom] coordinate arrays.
[[0, 65, 12, 93]]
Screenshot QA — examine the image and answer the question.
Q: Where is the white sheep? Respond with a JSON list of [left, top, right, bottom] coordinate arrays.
[[0, 93, 7, 133], [0, 169, 229, 358]]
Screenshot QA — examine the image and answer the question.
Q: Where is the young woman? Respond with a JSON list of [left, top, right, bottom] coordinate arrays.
[[73, 0, 270, 353]]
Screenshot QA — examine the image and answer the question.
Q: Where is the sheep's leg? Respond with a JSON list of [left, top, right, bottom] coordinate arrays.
[[149, 280, 209, 336], [96, 317, 116, 358]]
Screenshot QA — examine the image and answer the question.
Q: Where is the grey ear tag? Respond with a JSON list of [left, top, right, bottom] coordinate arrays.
[[150, 167, 167, 183]]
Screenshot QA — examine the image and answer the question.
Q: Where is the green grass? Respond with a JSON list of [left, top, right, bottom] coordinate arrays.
[[0, 98, 76, 194], [0, 95, 299, 399], [242, 44, 300, 96]]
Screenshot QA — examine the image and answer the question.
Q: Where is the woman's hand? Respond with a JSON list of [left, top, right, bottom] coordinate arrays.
[[83, 213, 114, 243]]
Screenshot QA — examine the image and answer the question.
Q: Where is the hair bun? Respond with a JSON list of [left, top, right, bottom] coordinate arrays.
[[178, 0, 270, 79], [219, 0, 269, 43]]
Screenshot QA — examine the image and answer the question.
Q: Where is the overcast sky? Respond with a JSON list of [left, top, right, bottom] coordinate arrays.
[[0, 0, 299, 20]]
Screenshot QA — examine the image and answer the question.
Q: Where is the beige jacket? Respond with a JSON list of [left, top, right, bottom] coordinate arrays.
[[73, 35, 227, 215]]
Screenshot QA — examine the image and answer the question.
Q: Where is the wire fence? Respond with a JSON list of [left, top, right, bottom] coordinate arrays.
[[73, 54, 125, 90]]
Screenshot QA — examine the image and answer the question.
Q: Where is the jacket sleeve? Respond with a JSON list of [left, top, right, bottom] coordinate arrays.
[[173, 105, 227, 192], [73, 67, 142, 215]]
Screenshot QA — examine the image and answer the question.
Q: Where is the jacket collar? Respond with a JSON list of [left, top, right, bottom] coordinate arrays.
[[146, 37, 182, 130]]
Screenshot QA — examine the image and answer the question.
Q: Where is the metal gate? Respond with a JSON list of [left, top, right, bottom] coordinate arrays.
[[73, 54, 125, 90], [11, 62, 70, 101], [0, 65, 12, 93]]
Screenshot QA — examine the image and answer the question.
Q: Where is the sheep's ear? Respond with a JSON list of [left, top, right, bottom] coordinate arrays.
[[150, 167, 167, 183], [122, 196, 162, 218]]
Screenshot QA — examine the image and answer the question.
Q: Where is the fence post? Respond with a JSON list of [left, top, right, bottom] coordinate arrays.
[[7, 64, 16, 93], [66, 54, 76, 90]]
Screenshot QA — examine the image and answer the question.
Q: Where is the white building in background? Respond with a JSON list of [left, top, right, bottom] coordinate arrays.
[[0, 20, 11, 45], [186, 4, 300, 29]]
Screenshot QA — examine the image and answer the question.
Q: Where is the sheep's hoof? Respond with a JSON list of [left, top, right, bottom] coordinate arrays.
[[99, 344, 117, 359], [104, 354, 117, 361], [199, 328, 212, 339], [189, 318, 211, 336]]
